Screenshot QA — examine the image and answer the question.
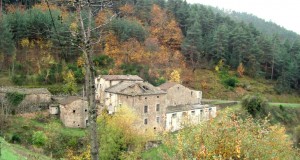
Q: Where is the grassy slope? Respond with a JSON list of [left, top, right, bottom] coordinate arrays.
[[0, 137, 51, 160], [2, 113, 86, 159], [189, 69, 300, 103]]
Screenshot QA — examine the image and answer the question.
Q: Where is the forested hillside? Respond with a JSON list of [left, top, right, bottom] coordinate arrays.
[[213, 9, 300, 42], [0, 0, 299, 95]]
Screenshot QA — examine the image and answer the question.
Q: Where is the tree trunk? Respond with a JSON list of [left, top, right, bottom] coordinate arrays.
[[78, 1, 99, 159]]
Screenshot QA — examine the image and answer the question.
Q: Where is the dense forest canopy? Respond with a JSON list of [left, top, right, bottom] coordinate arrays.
[[0, 0, 299, 93]]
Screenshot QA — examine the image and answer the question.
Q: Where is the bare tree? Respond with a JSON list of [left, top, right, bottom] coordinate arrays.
[[72, 1, 116, 159]]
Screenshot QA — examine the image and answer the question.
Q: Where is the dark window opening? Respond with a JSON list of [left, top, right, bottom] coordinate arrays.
[[172, 113, 177, 118], [85, 109, 87, 112], [157, 96, 159, 98], [144, 118, 148, 125], [73, 121, 75, 123], [191, 91, 193, 96], [145, 97, 147, 100], [78, 125, 80, 127], [144, 106, 148, 113], [154, 127, 156, 130], [191, 110, 195, 115], [73, 110, 76, 113], [142, 86, 149, 90], [209, 108, 212, 111], [156, 104, 160, 111]]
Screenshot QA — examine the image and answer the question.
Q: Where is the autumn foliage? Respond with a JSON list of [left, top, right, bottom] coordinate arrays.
[[163, 109, 299, 159]]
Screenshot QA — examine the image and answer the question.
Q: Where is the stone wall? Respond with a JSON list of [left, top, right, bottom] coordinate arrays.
[[60, 99, 88, 128], [118, 94, 167, 132], [165, 84, 201, 106], [165, 105, 217, 132], [0, 87, 52, 114]]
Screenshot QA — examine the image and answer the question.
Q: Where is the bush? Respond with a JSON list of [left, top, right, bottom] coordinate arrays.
[[5, 92, 25, 107], [11, 133, 21, 144], [47, 85, 65, 95], [11, 74, 27, 86], [32, 131, 48, 147], [294, 125, 300, 148], [163, 110, 299, 159], [241, 94, 268, 118], [223, 77, 239, 88]]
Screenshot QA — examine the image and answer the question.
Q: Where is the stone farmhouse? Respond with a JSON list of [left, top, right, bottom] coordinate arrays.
[[94, 75, 217, 132]]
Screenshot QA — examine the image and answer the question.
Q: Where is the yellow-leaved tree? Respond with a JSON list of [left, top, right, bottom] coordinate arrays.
[[63, 70, 77, 95], [169, 70, 181, 83], [67, 106, 154, 160], [237, 62, 245, 77]]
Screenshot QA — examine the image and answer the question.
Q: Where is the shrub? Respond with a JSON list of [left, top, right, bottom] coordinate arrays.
[[47, 85, 65, 95], [11, 133, 21, 144], [5, 92, 25, 107], [241, 94, 268, 118], [163, 110, 299, 159], [294, 125, 300, 148], [11, 74, 27, 86], [223, 77, 239, 88], [32, 131, 48, 147]]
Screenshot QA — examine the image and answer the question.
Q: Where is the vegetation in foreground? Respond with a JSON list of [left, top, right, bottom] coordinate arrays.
[[143, 106, 300, 159]]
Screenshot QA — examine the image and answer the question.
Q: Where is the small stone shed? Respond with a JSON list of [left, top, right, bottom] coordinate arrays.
[[0, 87, 52, 113], [59, 96, 88, 128]]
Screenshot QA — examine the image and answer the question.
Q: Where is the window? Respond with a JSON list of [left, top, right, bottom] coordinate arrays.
[[191, 91, 193, 96], [156, 104, 160, 111], [145, 97, 147, 100], [157, 96, 159, 98], [73, 110, 76, 113], [144, 106, 148, 113], [144, 118, 148, 125], [209, 108, 212, 111], [191, 110, 195, 115], [172, 113, 177, 118], [85, 109, 87, 112], [156, 117, 160, 123]]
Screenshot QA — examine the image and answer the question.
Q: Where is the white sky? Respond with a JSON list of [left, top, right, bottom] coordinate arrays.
[[186, 0, 300, 35]]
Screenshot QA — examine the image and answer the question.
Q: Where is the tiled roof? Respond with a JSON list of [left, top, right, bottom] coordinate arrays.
[[105, 81, 166, 96], [0, 87, 51, 95], [99, 75, 143, 81], [158, 82, 178, 91]]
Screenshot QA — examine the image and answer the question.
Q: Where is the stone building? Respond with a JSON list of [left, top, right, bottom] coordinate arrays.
[[159, 82, 202, 106], [59, 96, 88, 128], [0, 87, 51, 113], [165, 104, 216, 131], [159, 82, 216, 131], [94, 75, 217, 131], [95, 75, 143, 104], [104, 81, 167, 131]]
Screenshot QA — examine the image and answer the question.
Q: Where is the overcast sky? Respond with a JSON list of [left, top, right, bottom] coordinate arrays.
[[186, 0, 300, 35]]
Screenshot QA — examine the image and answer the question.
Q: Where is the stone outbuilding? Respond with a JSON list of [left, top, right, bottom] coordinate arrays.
[[59, 96, 88, 128], [0, 87, 51, 113]]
